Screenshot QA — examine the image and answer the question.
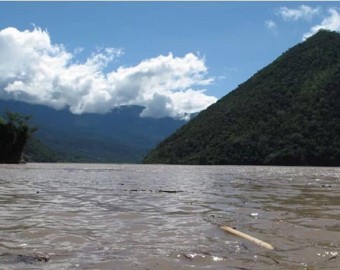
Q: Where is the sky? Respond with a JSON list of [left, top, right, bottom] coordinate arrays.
[[0, 2, 339, 119]]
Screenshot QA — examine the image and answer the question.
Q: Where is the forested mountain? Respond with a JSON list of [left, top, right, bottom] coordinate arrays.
[[144, 30, 340, 166], [0, 100, 186, 163]]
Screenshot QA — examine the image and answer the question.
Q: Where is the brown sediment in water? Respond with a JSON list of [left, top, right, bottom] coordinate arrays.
[[0, 164, 339, 269]]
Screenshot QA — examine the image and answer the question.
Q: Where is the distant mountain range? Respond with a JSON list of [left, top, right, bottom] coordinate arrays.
[[0, 100, 186, 163], [144, 30, 340, 166]]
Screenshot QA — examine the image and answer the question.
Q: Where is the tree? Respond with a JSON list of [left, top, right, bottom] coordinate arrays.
[[0, 111, 37, 163]]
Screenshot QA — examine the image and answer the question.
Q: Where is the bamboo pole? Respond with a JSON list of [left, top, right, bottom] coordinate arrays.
[[220, 225, 274, 250]]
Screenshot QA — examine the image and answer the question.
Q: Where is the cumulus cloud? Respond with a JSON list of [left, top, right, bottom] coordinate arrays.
[[0, 27, 217, 119], [303, 8, 340, 40], [278, 5, 320, 21]]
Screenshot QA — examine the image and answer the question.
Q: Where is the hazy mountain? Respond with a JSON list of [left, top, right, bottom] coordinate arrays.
[[0, 100, 186, 163], [144, 30, 340, 166]]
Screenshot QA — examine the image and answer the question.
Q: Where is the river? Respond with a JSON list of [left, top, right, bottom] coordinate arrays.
[[0, 163, 339, 269]]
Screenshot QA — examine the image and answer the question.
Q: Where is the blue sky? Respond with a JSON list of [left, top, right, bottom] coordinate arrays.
[[0, 2, 339, 118]]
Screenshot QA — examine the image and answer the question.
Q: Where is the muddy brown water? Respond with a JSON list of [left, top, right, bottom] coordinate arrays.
[[0, 163, 339, 269]]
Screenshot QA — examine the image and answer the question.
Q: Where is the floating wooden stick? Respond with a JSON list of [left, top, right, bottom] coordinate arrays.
[[220, 225, 274, 250]]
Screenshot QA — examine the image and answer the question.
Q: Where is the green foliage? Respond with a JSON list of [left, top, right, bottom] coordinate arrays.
[[144, 30, 340, 166], [0, 111, 37, 163], [24, 137, 61, 162]]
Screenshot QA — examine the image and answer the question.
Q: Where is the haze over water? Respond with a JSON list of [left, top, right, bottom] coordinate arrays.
[[0, 163, 339, 269]]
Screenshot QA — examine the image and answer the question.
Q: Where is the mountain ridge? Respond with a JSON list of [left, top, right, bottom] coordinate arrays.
[[144, 30, 340, 166], [0, 100, 186, 163]]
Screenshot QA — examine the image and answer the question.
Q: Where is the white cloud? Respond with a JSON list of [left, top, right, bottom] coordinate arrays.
[[0, 27, 217, 119], [303, 9, 340, 40], [278, 5, 320, 21], [265, 20, 277, 32], [73, 47, 84, 54]]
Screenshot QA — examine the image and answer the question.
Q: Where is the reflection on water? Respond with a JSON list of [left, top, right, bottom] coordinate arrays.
[[0, 164, 339, 269]]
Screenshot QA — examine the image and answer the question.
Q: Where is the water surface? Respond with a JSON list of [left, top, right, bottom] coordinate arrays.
[[0, 163, 339, 269]]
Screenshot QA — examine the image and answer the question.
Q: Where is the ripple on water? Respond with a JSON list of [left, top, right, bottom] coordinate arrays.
[[0, 163, 339, 269]]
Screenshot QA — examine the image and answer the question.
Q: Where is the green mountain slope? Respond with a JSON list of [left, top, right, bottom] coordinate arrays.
[[24, 137, 61, 163], [144, 30, 340, 166], [0, 101, 186, 163]]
